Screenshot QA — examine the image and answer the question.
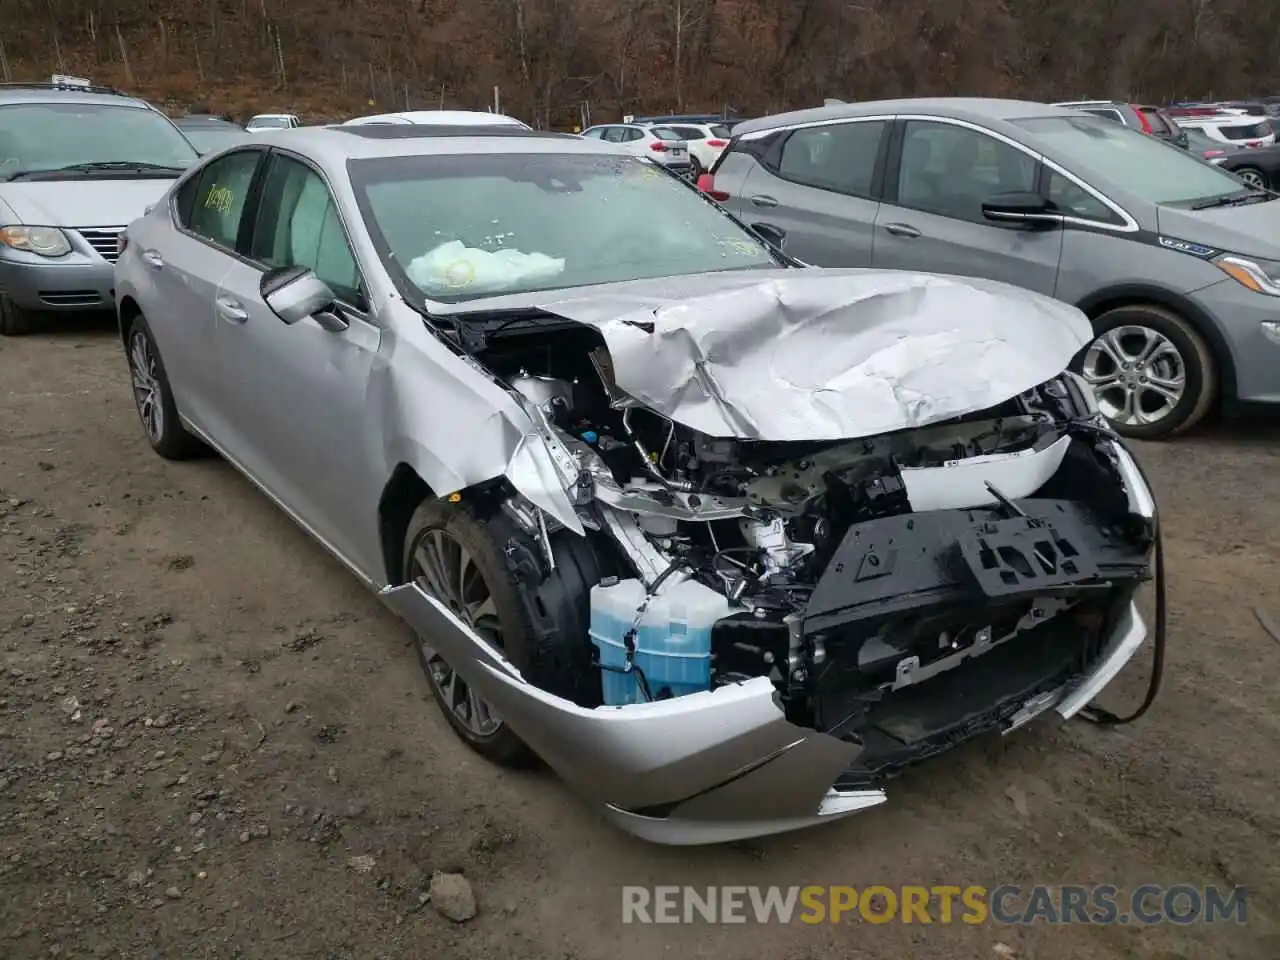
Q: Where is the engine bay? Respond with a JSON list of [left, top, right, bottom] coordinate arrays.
[[467, 322, 1155, 770]]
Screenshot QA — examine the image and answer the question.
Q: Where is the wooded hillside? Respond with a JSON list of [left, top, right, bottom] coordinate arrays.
[[2, 0, 1278, 124]]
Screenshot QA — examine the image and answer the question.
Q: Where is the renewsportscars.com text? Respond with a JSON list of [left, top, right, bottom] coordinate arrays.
[[621, 884, 1248, 925]]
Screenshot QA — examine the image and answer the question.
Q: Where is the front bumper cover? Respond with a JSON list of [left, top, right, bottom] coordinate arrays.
[[380, 581, 1148, 845]]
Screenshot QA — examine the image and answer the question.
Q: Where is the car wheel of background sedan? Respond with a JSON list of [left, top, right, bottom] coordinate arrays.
[[1233, 166, 1268, 189], [0, 295, 41, 336], [402, 500, 543, 767], [126, 316, 205, 460], [1076, 304, 1217, 440]]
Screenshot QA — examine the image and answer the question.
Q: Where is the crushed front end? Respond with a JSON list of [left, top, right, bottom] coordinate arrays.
[[388, 273, 1158, 842]]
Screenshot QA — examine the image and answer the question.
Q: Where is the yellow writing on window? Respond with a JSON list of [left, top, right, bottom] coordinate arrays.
[[204, 185, 234, 215]]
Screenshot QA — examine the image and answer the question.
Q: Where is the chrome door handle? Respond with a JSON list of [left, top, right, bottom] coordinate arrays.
[[749, 194, 778, 208], [215, 297, 248, 323], [883, 222, 921, 239], [142, 250, 164, 268]]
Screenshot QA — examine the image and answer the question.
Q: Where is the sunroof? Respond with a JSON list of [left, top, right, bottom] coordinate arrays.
[[334, 124, 575, 140]]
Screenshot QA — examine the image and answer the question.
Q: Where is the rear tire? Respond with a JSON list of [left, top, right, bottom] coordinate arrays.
[[0, 296, 41, 336], [1074, 304, 1217, 440], [125, 315, 205, 460]]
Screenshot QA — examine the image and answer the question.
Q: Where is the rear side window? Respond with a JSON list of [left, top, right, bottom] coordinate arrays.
[[178, 149, 262, 249], [776, 120, 885, 198], [1221, 121, 1271, 140], [1138, 108, 1171, 135], [1082, 108, 1126, 124]]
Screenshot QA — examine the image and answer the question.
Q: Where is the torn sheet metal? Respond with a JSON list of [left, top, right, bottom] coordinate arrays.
[[524, 269, 1092, 441]]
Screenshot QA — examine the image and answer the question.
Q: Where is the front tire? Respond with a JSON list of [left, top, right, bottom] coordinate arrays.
[[126, 315, 204, 460], [1075, 304, 1217, 440], [0, 295, 41, 336]]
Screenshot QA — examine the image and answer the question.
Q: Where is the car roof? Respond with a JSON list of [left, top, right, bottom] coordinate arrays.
[[343, 110, 527, 127], [176, 116, 243, 128], [0, 84, 153, 109], [731, 98, 1083, 137], [242, 125, 608, 169]]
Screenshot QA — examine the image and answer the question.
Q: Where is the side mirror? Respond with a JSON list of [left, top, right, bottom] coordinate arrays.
[[260, 265, 348, 332], [981, 192, 1063, 229], [752, 222, 787, 250]]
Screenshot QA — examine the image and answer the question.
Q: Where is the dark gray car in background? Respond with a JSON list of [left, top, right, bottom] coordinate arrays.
[[703, 98, 1280, 439]]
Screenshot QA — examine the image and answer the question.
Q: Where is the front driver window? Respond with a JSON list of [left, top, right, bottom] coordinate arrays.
[[249, 155, 362, 306], [896, 120, 1038, 222]]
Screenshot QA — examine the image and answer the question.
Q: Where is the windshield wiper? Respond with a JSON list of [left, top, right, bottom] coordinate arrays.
[[4, 161, 187, 181], [1190, 191, 1272, 210]]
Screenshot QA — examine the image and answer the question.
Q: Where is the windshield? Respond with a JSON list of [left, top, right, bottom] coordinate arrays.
[[1015, 115, 1249, 205], [250, 116, 292, 129], [181, 127, 249, 154], [0, 102, 198, 179], [349, 152, 778, 303]]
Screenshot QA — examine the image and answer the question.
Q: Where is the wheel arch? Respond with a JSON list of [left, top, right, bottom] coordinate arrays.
[[377, 462, 436, 586], [117, 295, 143, 348], [1074, 283, 1237, 404]]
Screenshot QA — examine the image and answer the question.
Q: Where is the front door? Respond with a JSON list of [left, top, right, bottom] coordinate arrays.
[[213, 150, 385, 576], [872, 119, 1063, 295]]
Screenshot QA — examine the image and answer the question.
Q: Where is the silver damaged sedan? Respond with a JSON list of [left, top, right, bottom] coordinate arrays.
[[113, 124, 1161, 845]]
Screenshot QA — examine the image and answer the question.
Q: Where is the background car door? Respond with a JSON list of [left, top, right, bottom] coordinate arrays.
[[144, 148, 265, 441], [730, 119, 887, 267], [872, 119, 1063, 294], [213, 151, 385, 575]]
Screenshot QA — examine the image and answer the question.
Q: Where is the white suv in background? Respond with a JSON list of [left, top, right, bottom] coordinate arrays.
[[641, 122, 732, 177], [1175, 114, 1275, 148], [580, 123, 692, 175]]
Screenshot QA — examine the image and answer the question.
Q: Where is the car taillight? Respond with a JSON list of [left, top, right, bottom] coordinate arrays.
[[706, 139, 727, 147], [1205, 149, 1225, 157], [1135, 108, 1154, 133], [696, 173, 730, 202], [116, 231, 129, 256], [649, 141, 669, 152]]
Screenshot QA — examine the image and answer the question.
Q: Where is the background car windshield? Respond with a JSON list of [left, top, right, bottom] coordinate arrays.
[[350, 153, 777, 302], [251, 116, 292, 128], [1015, 115, 1245, 204], [0, 103, 197, 175]]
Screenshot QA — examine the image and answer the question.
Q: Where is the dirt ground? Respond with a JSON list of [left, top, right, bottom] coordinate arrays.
[[1, 321, 1277, 960]]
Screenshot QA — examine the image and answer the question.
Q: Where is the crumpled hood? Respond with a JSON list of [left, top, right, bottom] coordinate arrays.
[[523, 269, 1092, 441], [0, 179, 175, 228]]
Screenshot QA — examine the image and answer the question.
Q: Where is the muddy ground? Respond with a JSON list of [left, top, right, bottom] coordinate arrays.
[[1, 322, 1277, 960]]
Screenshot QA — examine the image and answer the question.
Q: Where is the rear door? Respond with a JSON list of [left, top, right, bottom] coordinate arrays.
[[724, 118, 889, 267], [871, 118, 1062, 294], [147, 147, 267, 440]]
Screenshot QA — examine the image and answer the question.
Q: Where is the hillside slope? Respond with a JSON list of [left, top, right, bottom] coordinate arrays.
[[2, 0, 1279, 125]]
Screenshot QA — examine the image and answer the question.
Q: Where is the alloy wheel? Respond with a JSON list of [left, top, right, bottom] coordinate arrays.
[[1081, 324, 1187, 428], [409, 527, 504, 737], [1235, 168, 1266, 188], [128, 330, 164, 443]]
